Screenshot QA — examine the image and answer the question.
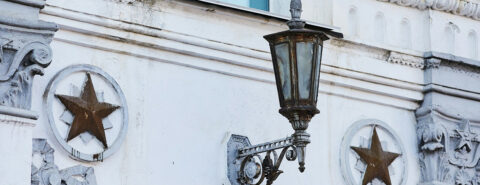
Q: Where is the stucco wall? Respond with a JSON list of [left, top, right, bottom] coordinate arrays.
[[13, 0, 479, 184]]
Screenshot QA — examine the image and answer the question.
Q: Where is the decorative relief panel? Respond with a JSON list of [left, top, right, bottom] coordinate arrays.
[[416, 107, 480, 185], [0, 39, 53, 109], [44, 65, 128, 162], [0, 0, 57, 119], [0, 4, 58, 111], [340, 119, 407, 185], [378, 0, 480, 20], [387, 51, 424, 69], [31, 139, 97, 185]]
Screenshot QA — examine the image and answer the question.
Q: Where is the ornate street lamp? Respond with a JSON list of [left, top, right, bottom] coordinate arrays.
[[264, 0, 328, 173], [227, 0, 339, 184]]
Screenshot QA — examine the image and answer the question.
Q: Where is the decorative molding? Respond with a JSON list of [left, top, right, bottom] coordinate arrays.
[[387, 51, 425, 68], [0, 114, 36, 127], [31, 138, 97, 185], [0, 40, 53, 110], [0, 0, 57, 118], [378, 0, 480, 20], [425, 58, 441, 69], [330, 39, 425, 69], [416, 48, 480, 184], [43, 5, 425, 111], [0, 17, 58, 32], [421, 85, 480, 109], [111, 0, 138, 3], [0, 39, 53, 110], [0, 105, 38, 120], [416, 112, 480, 184], [5, 0, 46, 8], [424, 52, 480, 93]]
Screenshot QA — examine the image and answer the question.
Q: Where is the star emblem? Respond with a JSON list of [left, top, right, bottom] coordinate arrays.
[[455, 120, 478, 152], [59, 85, 113, 144], [55, 73, 119, 148], [351, 128, 400, 185]]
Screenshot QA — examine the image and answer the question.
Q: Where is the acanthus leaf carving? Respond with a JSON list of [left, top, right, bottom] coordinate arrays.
[[417, 113, 480, 185], [0, 40, 53, 110]]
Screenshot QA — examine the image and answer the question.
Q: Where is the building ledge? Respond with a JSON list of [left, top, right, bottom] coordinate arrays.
[[191, 0, 343, 38]]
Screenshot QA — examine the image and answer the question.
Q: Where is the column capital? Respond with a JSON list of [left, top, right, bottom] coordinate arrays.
[[417, 52, 480, 184], [0, 0, 57, 119]]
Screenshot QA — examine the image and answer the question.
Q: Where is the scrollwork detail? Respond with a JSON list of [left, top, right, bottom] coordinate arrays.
[[31, 139, 97, 185], [0, 41, 53, 109], [417, 117, 480, 185], [238, 146, 297, 185]]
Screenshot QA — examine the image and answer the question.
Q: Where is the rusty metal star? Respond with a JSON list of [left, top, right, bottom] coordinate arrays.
[[351, 128, 400, 185], [55, 73, 119, 148]]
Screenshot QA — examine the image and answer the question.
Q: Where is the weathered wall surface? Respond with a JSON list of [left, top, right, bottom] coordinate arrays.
[[0, 0, 473, 184]]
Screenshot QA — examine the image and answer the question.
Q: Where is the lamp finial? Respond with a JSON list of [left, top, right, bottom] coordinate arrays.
[[287, 0, 306, 29]]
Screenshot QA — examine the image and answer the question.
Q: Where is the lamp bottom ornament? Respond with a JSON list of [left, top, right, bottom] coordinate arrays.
[[227, 135, 301, 185]]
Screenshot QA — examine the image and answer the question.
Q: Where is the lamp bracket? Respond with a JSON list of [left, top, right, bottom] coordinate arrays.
[[227, 135, 298, 185]]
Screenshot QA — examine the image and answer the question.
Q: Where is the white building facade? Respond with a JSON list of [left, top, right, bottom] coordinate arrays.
[[1, 0, 480, 184]]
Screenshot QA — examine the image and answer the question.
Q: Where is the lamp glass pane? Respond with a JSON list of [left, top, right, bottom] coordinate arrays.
[[296, 42, 314, 99], [275, 43, 292, 100], [314, 44, 323, 102]]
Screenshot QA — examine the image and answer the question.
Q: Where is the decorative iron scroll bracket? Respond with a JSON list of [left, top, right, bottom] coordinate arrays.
[[228, 135, 299, 185]]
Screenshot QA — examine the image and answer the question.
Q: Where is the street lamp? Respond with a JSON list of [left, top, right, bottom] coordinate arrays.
[[264, 0, 328, 173], [227, 0, 339, 184]]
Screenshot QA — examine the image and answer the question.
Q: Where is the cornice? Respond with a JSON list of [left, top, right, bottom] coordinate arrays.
[[42, 4, 424, 110], [330, 39, 425, 69], [378, 0, 480, 20], [0, 16, 58, 32], [425, 52, 480, 79], [0, 106, 38, 120], [425, 51, 480, 69], [4, 0, 45, 8]]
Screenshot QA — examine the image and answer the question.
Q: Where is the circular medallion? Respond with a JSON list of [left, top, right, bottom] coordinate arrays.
[[340, 119, 407, 185], [44, 64, 128, 162]]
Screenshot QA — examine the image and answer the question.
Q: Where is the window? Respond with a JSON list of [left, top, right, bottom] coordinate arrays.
[[219, 0, 269, 11]]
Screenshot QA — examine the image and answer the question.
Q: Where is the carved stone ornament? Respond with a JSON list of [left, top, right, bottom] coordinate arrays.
[[340, 119, 407, 185], [378, 0, 480, 20], [0, 0, 58, 118], [31, 138, 97, 185], [416, 106, 480, 185], [0, 34, 55, 111], [387, 52, 425, 69], [43, 65, 128, 162]]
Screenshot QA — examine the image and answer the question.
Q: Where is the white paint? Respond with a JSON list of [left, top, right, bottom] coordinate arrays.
[[399, 18, 412, 49], [373, 12, 386, 43], [31, 1, 423, 184], [2, 0, 479, 184], [0, 115, 34, 185], [468, 30, 478, 59]]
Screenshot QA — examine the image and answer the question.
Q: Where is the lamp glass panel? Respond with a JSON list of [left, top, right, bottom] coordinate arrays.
[[314, 44, 323, 102], [275, 43, 292, 100], [296, 42, 314, 99]]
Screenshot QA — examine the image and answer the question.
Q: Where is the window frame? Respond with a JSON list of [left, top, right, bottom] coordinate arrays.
[[193, 0, 343, 38]]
